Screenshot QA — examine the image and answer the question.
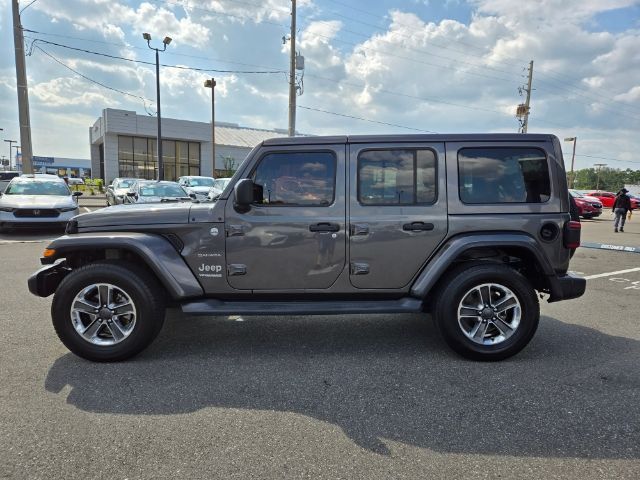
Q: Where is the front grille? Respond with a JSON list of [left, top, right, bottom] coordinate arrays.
[[14, 209, 60, 218], [591, 202, 602, 208]]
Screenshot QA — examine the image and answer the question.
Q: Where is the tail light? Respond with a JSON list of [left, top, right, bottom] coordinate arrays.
[[563, 220, 581, 249]]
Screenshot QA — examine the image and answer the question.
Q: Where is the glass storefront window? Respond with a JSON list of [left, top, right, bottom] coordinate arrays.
[[118, 136, 201, 180]]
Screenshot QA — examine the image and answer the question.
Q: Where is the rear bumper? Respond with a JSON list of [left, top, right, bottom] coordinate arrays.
[[28, 261, 70, 297], [547, 272, 586, 303]]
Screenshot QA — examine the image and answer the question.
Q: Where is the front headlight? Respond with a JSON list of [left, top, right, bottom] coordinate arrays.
[[59, 206, 78, 212], [0, 207, 15, 212]]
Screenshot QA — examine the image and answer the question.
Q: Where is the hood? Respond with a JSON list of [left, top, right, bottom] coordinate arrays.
[[74, 202, 192, 230], [0, 195, 76, 209], [113, 188, 131, 196]]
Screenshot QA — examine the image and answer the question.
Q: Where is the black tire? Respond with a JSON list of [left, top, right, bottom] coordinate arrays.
[[52, 261, 166, 362], [582, 214, 592, 219], [433, 262, 539, 361]]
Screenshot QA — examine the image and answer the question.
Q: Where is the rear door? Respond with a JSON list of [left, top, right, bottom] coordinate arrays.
[[348, 142, 448, 289]]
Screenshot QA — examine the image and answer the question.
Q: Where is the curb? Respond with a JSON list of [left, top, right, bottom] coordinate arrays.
[[581, 242, 640, 254]]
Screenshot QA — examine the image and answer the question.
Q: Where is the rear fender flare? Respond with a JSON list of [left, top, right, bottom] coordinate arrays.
[[410, 233, 555, 299]]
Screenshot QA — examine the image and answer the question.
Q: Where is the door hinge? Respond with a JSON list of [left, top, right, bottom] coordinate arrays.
[[226, 224, 245, 237], [350, 262, 370, 275], [350, 223, 369, 236], [227, 264, 247, 276]]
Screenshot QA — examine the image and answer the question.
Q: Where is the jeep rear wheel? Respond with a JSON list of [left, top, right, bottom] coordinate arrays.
[[434, 263, 539, 361], [52, 262, 165, 362]]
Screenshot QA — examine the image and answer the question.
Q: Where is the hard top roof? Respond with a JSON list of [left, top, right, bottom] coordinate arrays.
[[262, 133, 555, 146]]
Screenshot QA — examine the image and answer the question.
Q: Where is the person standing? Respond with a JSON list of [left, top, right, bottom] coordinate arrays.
[[612, 188, 632, 233]]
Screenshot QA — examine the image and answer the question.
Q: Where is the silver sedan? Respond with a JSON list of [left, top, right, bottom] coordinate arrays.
[[0, 176, 81, 232]]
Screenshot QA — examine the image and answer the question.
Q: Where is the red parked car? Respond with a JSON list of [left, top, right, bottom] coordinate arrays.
[[585, 191, 640, 210], [570, 190, 603, 219]]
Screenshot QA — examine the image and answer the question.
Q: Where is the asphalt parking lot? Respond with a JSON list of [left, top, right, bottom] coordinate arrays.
[[1, 214, 638, 479]]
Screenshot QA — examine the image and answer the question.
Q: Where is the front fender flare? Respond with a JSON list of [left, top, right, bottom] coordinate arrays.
[[43, 232, 203, 299]]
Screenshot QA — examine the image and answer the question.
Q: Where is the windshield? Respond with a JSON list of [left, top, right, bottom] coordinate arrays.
[[5, 181, 70, 196], [116, 179, 135, 189], [569, 190, 583, 198], [188, 178, 214, 187], [139, 183, 186, 197]]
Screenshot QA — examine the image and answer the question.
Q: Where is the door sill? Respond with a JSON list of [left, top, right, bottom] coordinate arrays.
[[181, 297, 423, 315]]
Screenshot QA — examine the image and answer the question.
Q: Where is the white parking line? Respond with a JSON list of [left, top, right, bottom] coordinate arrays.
[[584, 267, 640, 280], [83, 207, 91, 213]]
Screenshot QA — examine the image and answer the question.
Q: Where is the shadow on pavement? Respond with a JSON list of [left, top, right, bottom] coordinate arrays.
[[45, 314, 640, 459]]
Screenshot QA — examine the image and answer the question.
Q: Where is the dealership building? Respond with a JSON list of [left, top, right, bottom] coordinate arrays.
[[90, 108, 292, 184]]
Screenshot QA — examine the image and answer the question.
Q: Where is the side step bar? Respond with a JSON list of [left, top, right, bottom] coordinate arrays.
[[181, 297, 424, 316]]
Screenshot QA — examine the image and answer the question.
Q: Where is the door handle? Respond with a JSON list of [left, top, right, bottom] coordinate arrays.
[[402, 222, 434, 232], [309, 222, 340, 232]]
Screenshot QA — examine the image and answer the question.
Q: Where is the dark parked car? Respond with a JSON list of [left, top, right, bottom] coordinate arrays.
[[29, 134, 584, 362]]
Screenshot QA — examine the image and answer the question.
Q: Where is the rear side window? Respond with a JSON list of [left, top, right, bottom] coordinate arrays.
[[458, 147, 550, 204], [358, 149, 437, 205], [251, 151, 336, 206]]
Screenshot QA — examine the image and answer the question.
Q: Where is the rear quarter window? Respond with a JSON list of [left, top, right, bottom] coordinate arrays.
[[458, 147, 551, 204]]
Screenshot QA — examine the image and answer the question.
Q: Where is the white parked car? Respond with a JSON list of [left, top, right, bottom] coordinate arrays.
[[0, 176, 81, 232], [207, 177, 232, 201], [177, 176, 215, 201], [0, 171, 20, 193], [106, 178, 137, 206]]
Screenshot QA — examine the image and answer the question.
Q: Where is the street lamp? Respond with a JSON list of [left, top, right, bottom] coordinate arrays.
[[204, 78, 216, 177], [594, 163, 607, 191], [4, 139, 16, 170], [564, 137, 577, 189], [144, 33, 172, 181]]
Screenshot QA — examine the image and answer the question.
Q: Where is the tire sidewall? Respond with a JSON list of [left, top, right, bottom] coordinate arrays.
[[52, 263, 164, 361], [435, 264, 539, 361]]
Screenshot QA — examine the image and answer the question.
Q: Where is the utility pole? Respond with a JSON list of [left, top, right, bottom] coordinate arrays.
[[594, 163, 607, 191], [204, 78, 216, 177], [287, 0, 297, 137], [516, 60, 534, 133], [564, 137, 577, 188], [12, 0, 33, 174]]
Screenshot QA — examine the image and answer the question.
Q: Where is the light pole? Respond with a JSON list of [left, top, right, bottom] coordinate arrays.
[[4, 139, 16, 170], [144, 33, 172, 181], [594, 163, 607, 191], [204, 78, 216, 177], [564, 137, 577, 188]]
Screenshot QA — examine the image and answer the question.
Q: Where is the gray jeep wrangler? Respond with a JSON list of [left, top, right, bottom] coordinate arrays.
[[29, 134, 585, 362]]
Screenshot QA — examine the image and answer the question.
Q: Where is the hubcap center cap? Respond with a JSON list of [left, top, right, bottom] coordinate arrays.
[[481, 307, 495, 319], [99, 307, 112, 320]]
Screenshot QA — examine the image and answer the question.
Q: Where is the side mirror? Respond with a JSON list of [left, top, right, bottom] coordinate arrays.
[[234, 179, 255, 212], [189, 193, 197, 199], [72, 191, 83, 197]]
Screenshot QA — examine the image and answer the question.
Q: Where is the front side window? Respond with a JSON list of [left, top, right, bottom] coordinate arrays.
[[458, 147, 550, 204], [251, 152, 336, 206], [358, 149, 437, 205]]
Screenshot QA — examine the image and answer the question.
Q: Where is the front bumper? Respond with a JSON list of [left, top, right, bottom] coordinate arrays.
[[547, 272, 586, 303], [28, 260, 70, 297]]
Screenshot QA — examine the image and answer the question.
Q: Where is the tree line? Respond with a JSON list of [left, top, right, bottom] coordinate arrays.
[[571, 167, 640, 192]]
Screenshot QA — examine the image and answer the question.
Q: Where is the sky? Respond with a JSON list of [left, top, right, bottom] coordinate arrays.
[[0, 0, 639, 171]]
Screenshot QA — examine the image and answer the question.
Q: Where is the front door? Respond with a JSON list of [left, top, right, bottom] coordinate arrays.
[[224, 145, 346, 290], [348, 143, 448, 289]]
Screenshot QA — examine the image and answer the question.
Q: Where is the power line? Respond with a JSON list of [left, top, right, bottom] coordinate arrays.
[[318, 0, 640, 114], [33, 46, 156, 113], [23, 28, 287, 73], [299, 105, 438, 132], [25, 37, 286, 74], [562, 152, 640, 165]]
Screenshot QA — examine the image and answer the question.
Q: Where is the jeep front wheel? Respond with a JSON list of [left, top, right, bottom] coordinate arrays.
[[434, 263, 539, 361], [52, 262, 166, 362]]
